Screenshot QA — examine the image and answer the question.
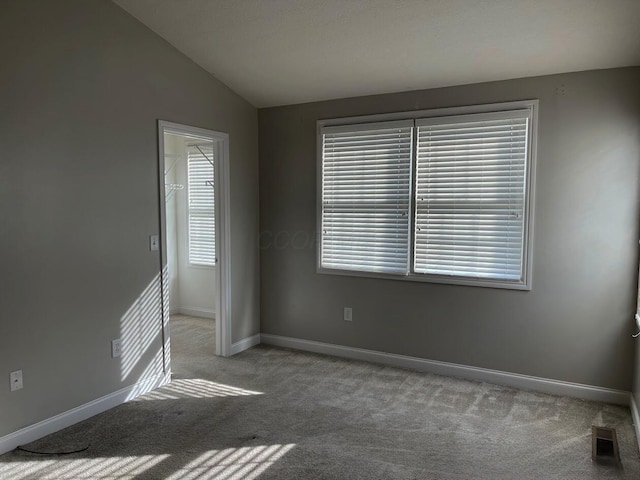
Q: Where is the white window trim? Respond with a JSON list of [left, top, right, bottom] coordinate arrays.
[[316, 100, 538, 291]]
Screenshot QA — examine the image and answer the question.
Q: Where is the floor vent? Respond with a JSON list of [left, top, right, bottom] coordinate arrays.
[[592, 426, 620, 464]]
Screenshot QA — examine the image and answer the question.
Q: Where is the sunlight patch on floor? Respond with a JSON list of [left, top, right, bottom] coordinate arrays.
[[139, 378, 263, 400], [165, 444, 296, 480], [0, 454, 170, 480]]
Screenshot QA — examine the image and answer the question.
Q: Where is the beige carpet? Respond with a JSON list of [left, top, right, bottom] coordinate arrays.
[[1, 315, 639, 479]]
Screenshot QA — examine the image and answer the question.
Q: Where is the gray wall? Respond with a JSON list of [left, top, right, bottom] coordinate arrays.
[[0, 0, 259, 438], [259, 67, 640, 391]]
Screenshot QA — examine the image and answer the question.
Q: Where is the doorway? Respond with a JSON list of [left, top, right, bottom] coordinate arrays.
[[158, 121, 231, 370]]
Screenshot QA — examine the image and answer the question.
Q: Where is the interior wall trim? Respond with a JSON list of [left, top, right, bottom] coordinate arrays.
[[0, 373, 170, 456], [631, 394, 640, 454], [231, 334, 261, 356], [260, 333, 630, 406], [176, 306, 216, 319]]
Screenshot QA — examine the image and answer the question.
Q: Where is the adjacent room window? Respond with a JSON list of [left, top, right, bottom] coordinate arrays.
[[187, 145, 216, 266], [318, 102, 536, 289]]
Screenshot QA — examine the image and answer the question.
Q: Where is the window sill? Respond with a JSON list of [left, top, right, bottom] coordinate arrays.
[[316, 267, 531, 291], [188, 263, 217, 270]]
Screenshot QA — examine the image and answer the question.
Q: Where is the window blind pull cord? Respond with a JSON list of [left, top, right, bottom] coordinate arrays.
[[191, 145, 215, 189], [194, 145, 214, 168]]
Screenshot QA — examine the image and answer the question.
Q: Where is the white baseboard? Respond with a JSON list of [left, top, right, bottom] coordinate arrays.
[[260, 334, 630, 406], [0, 372, 170, 456], [231, 333, 261, 355], [176, 306, 215, 319], [631, 394, 640, 454]]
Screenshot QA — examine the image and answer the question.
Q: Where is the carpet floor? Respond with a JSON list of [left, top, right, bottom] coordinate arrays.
[[1, 315, 639, 479]]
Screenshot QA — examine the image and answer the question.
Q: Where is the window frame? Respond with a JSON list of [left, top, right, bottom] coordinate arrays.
[[316, 100, 538, 290], [186, 143, 217, 268], [320, 120, 414, 275]]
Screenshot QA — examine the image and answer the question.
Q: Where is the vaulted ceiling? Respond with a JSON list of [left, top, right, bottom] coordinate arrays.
[[113, 0, 640, 107]]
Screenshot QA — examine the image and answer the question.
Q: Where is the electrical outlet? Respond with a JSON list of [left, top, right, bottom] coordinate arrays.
[[111, 339, 122, 358], [149, 235, 159, 251], [10, 370, 23, 392], [344, 307, 353, 321]]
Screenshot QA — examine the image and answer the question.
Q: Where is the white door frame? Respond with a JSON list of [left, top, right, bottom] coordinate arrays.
[[157, 120, 232, 364]]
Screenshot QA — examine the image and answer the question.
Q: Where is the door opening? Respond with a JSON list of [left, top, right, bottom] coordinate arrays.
[[158, 121, 231, 371]]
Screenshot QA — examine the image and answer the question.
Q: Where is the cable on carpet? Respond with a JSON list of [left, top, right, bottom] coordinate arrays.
[[16, 445, 90, 455]]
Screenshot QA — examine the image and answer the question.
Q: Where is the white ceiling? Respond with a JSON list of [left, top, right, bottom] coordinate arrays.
[[113, 0, 640, 108]]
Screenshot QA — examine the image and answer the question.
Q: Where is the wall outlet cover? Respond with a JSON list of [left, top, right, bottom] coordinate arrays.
[[10, 370, 23, 392], [149, 234, 160, 251], [111, 339, 122, 358]]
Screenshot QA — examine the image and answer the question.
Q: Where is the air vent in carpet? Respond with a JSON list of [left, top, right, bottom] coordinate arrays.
[[592, 426, 620, 464]]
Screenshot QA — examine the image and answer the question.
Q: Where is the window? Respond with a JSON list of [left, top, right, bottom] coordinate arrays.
[[318, 102, 536, 289], [187, 144, 216, 266], [320, 121, 413, 274]]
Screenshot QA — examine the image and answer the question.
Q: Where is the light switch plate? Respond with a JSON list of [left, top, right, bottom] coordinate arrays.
[[344, 307, 353, 321]]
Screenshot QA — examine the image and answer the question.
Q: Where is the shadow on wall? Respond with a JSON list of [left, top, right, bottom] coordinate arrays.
[[119, 270, 163, 382]]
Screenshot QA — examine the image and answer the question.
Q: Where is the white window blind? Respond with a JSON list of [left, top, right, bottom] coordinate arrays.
[[188, 145, 216, 266], [414, 110, 531, 281], [320, 120, 414, 274]]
